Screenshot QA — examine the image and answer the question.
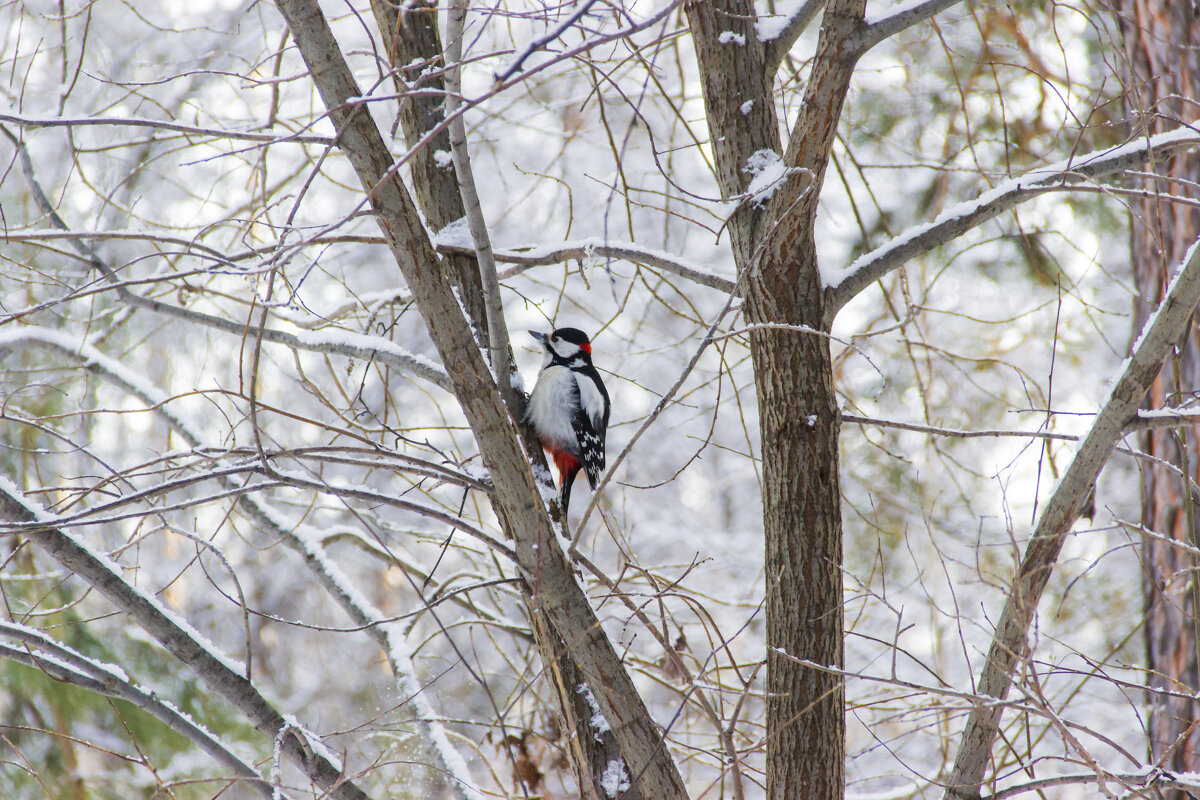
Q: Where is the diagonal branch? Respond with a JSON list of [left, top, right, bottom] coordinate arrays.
[[272, 1, 689, 796], [853, 0, 968, 53], [942, 234, 1200, 800], [761, 0, 826, 76], [0, 481, 372, 800], [824, 123, 1200, 318], [0, 621, 281, 799]]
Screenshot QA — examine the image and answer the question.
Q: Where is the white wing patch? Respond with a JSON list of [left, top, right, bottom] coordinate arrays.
[[576, 371, 607, 431]]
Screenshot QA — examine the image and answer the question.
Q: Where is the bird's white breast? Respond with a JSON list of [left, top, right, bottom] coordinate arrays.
[[527, 365, 580, 449]]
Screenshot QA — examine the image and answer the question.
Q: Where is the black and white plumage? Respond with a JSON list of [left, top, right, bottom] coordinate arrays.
[[525, 327, 610, 515]]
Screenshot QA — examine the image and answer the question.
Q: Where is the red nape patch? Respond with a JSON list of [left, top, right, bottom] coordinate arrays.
[[580, 342, 591, 354], [550, 448, 581, 485]]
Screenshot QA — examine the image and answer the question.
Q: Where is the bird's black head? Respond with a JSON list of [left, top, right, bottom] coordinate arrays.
[[552, 327, 591, 352], [530, 327, 594, 361]]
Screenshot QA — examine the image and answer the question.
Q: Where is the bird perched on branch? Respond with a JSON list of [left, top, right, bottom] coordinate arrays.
[[525, 327, 610, 516]]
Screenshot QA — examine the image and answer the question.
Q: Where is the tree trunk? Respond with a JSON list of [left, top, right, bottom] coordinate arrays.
[[274, 1, 689, 796], [1113, 1, 1200, 785], [688, 1, 863, 796], [366, 4, 632, 792], [368, 0, 490, 342]]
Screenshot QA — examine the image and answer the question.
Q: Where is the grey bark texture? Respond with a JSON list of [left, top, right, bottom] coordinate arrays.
[[274, 0, 686, 796], [686, 1, 865, 796]]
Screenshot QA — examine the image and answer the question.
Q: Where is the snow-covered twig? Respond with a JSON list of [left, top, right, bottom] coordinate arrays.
[[761, 0, 825, 74], [0, 110, 333, 145], [854, 0, 968, 53], [825, 122, 1200, 317], [437, 238, 737, 294], [0, 622, 280, 798]]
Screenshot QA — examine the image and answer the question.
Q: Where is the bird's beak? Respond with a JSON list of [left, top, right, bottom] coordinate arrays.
[[528, 330, 548, 345]]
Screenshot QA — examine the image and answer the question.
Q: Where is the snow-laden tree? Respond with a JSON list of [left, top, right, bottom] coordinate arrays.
[[2, 0, 1199, 799]]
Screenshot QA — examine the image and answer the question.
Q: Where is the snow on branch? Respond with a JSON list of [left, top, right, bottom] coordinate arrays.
[[437, 237, 737, 294], [855, 0, 968, 53], [0, 621, 279, 798], [943, 233, 1200, 798], [825, 122, 1200, 316], [760, 0, 825, 74], [0, 111, 334, 145], [2, 122, 452, 392]]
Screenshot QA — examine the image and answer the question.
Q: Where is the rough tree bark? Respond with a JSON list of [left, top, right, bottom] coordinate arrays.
[[1113, 0, 1200, 786], [687, 1, 864, 796], [367, 0, 489, 342], [364, 5, 630, 793], [273, 0, 686, 796]]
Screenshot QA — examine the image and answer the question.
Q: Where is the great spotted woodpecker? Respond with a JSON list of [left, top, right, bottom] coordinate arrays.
[[525, 327, 610, 515]]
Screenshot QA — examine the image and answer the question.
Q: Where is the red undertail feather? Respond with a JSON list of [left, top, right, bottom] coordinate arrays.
[[549, 446, 581, 487]]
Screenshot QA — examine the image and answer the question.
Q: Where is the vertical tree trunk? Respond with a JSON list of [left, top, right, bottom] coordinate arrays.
[[368, 0, 490, 342], [747, 227, 846, 799], [688, 1, 863, 796], [1113, 0, 1200, 785]]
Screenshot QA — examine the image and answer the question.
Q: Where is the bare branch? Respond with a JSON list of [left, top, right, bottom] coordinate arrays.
[[761, 0, 826, 76], [825, 123, 1200, 318], [0, 110, 334, 145], [942, 234, 1200, 800], [854, 0, 968, 53], [437, 238, 738, 294], [843, 414, 1080, 442], [492, 0, 602, 86]]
